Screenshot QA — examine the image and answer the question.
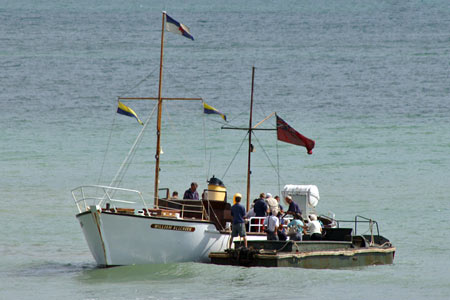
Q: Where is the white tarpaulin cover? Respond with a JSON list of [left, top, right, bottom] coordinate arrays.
[[282, 185, 320, 207]]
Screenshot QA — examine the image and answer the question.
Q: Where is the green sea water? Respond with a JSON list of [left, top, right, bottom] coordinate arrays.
[[1, 0, 449, 299]]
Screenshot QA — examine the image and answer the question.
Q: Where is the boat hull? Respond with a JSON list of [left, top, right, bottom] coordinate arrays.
[[76, 208, 231, 266], [209, 240, 395, 269]]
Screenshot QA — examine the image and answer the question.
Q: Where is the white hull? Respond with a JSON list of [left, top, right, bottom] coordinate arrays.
[[77, 207, 245, 266]]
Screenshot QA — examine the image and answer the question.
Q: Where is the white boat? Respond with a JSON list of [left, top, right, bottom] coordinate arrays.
[[72, 12, 324, 266], [72, 183, 326, 266], [73, 186, 230, 265]]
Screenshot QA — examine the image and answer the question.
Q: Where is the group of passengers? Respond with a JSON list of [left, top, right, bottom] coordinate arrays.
[[229, 192, 323, 249]]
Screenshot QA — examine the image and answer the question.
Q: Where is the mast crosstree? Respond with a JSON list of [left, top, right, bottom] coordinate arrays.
[[222, 67, 276, 211]]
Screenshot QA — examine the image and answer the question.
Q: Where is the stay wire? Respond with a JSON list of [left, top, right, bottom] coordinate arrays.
[[276, 137, 281, 197], [109, 102, 158, 189], [97, 111, 117, 187], [161, 101, 194, 169], [252, 133, 285, 184], [118, 67, 159, 98], [221, 132, 249, 180], [202, 101, 208, 182]]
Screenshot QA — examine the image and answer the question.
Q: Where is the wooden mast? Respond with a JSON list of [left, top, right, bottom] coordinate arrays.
[[154, 12, 166, 206], [222, 67, 276, 210], [119, 12, 202, 207], [246, 66, 255, 211]]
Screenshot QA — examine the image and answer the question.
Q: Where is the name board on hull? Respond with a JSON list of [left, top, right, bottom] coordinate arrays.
[[151, 224, 196, 232]]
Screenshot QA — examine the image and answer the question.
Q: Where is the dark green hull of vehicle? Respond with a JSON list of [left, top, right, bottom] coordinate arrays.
[[209, 235, 395, 269]]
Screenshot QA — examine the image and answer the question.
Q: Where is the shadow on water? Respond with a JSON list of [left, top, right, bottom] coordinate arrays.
[[76, 262, 202, 284], [12, 261, 97, 278], [11, 260, 205, 284]]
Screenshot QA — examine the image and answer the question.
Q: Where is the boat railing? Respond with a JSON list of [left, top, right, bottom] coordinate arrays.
[[335, 215, 380, 237], [71, 185, 148, 214], [72, 185, 207, 219], [157, 198, 207, 220], [248, 216, 293, 233], [248, 217, 264, 232]]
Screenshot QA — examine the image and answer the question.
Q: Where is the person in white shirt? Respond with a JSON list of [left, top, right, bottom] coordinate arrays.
[[263, 212, 279, 240], [307, 214, 322, 240], [265, 193, 279, 216]]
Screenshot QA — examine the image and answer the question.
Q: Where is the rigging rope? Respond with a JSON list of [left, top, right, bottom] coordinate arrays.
[[109, 102, 158, 189], [276, 138, 281, 197], [221, 132, 248, 180], [202, 102, 208, 182], [97, 112, 117, 187], [119, 67, 159, 98], [252, 133, 285, 184], [162, 101, 192, 166]]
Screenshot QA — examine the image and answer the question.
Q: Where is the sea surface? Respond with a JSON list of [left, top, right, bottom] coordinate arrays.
[[1, 0, 449, 299]]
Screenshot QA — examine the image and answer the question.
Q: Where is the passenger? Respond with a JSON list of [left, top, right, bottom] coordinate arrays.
[[254, 193, 268, 216], [277, 212, 287, 241], [244, 204, 255, 219], [229, 193, 247, 249], [183, 182, 199, 200], [307, 214, 323, 240], [244, 204, 255, 232], [253, 193, 268, 232], [266, 193, 279, 216], [263, 211, 279, 241], [275, 195, 284, 213], [284, 195, 302, 218], [287, 213, 304, 241], [171, 191, 178, 200]]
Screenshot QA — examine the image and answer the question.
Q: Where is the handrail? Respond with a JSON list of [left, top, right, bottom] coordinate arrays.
[[248, 217, 264, 232], [354, 215, 379, 237], [71, 185, 147, 213], [160, 198, 206, 219], [72, 185, 208, 220], [248, 216, 292, 233], [335, 215, 380, 236]]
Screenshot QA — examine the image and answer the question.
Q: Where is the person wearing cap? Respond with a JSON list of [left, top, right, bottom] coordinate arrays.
[[229, 193, 247, 249], [284, 195, 302, 217], [266, 193, 279, 216], [183, 182, 199, 200]]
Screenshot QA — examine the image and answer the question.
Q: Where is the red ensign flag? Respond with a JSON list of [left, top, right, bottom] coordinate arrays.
[[276, 115, 315, 154]]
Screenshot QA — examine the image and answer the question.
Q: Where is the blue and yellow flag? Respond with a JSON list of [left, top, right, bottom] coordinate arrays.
[[203, 102, 227, 121], [117, 101, 143, 125]]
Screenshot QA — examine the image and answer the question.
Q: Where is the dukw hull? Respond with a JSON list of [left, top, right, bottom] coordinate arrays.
[[210, 246, 396, 268], [209, 240, 395, 269], [77, 207, 230, 266]]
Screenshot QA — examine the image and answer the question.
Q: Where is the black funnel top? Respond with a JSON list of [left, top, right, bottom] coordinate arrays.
[[208, 175, 225, 187]]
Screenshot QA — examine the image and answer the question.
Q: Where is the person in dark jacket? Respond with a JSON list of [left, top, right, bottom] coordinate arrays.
[[183, 182, 199, 200], [252, 193, 268, 232], [285, 195, 302, 218], [229, 193, 247, 249]]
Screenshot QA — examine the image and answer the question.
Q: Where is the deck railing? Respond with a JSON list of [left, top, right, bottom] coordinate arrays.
[[248, 216, 293, 232], [335, 215, 380, 238], [72, 185, 207, 220], [71, 185, 147, 213]]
